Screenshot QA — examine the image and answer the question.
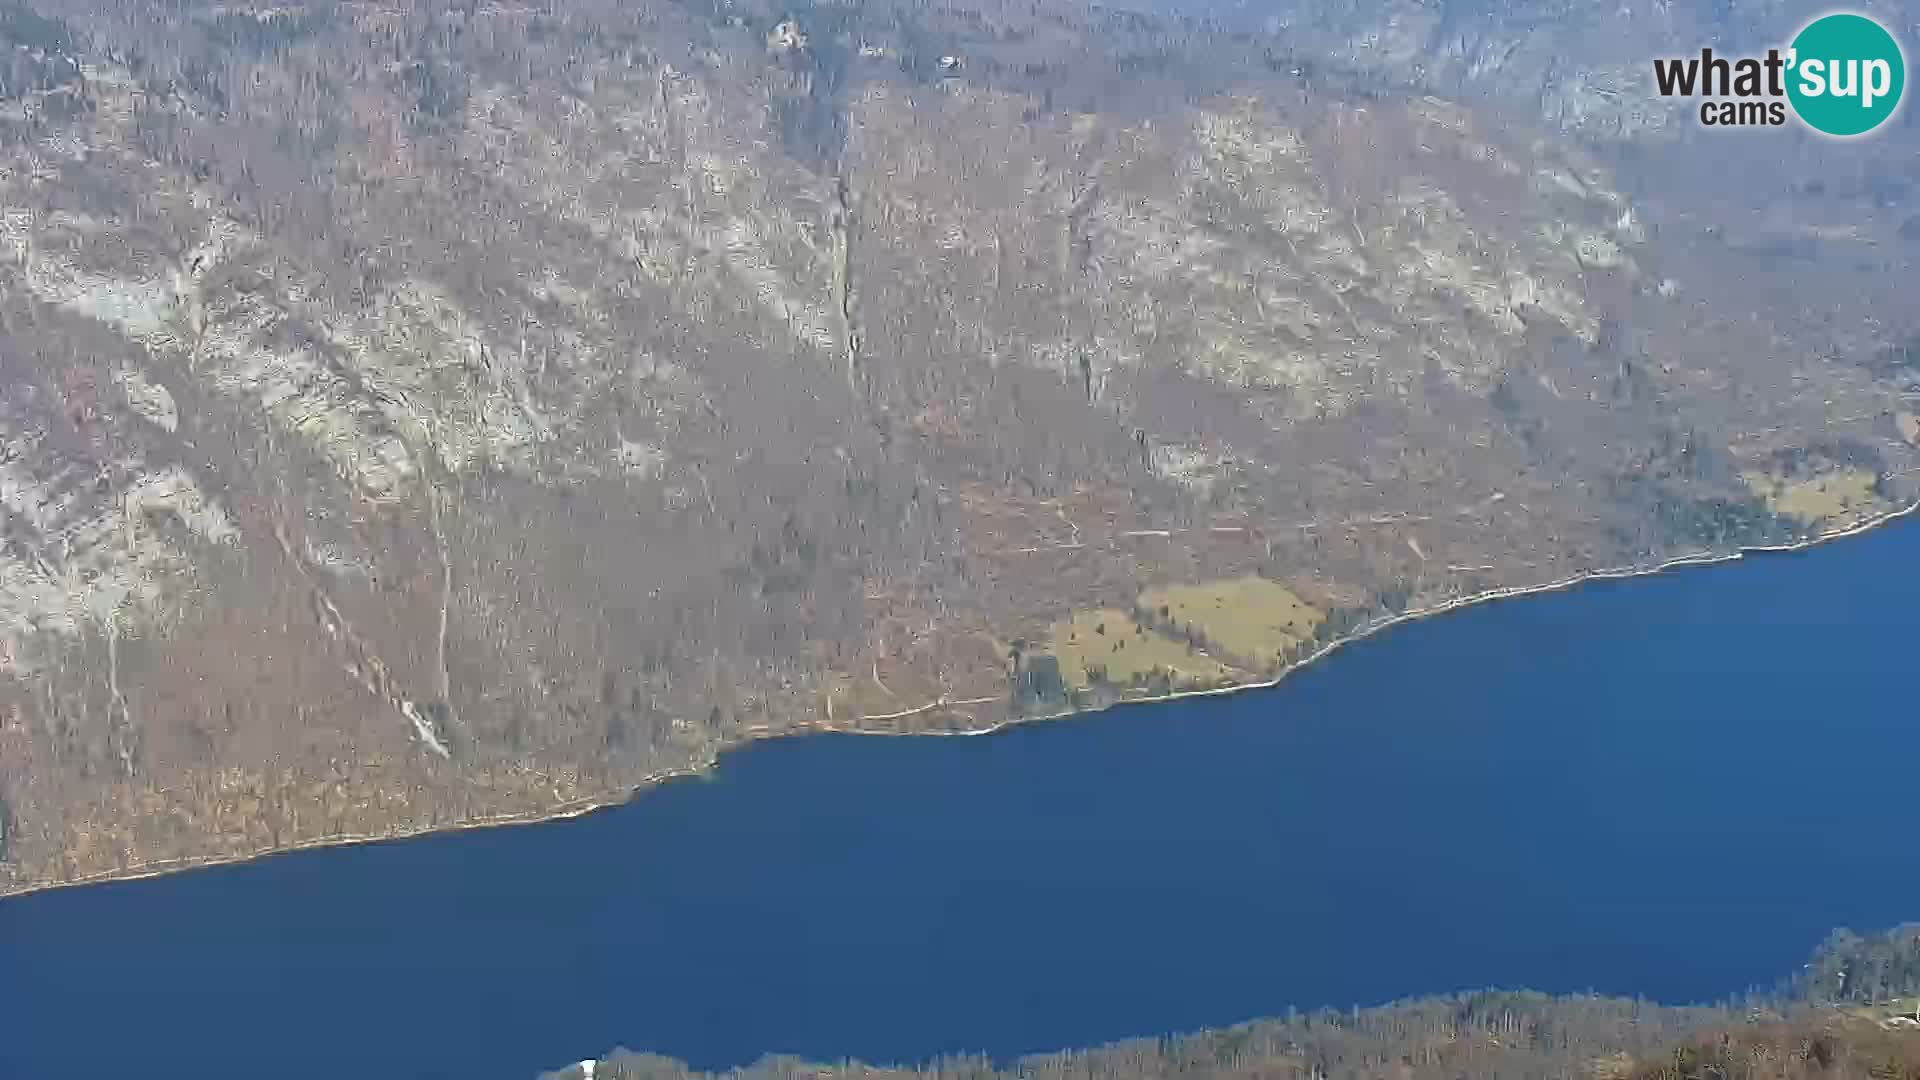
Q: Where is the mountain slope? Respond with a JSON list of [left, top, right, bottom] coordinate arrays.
[[0, 0, 1916, 893]]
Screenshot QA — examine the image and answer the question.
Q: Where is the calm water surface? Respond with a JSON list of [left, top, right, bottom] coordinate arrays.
[[5, 523, 1920, 1079]]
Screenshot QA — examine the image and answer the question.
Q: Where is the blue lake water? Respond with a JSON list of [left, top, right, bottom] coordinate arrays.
[[5, 522, 1920, 1079]]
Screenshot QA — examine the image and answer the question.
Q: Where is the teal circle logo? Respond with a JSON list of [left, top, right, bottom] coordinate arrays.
[[1787, 13, 1906, 136]]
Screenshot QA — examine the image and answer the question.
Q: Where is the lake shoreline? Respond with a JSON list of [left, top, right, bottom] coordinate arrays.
[[7, 497, 1916, 903]]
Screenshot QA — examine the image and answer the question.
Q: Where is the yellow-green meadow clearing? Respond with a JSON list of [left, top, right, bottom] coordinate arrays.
[[1743, 468, 1884, 527], [1138, 575, 1324, 667], [1048, 608, 1236, 690]]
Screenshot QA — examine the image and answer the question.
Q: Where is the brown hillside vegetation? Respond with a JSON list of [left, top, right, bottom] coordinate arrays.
[[549, 928, 1920, 1080], [562, 1007, 1920, 1080], [1634, 1021, 1920, 1080], [1, 0, 1918, 893]]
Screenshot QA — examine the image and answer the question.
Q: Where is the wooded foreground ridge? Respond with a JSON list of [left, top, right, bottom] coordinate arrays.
[[553, 926, 1920, 1080]]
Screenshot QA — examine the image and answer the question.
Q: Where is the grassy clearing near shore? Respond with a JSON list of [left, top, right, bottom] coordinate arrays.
[[1048, 608, 1234, 690], [1138, 575, 1323, 667], [1743, 468, 1882, 526]]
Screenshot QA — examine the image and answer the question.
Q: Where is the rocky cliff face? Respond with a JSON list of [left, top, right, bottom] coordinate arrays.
[[1139, 0, 1919, 140], [0, 0, 1915, 894]]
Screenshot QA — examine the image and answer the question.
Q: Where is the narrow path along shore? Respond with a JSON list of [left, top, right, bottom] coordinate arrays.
[[8, 498, 1917, 902], [777, 495, 1920, 740]]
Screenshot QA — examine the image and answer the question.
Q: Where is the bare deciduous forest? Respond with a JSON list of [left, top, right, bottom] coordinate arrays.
[[555, 928, 1920, 1080], [0, 0, 1916, 894]]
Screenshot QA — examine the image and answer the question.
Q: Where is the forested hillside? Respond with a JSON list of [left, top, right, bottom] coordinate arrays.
[[2, 0, 1917, 894], [553, 928, 1920, 1080]]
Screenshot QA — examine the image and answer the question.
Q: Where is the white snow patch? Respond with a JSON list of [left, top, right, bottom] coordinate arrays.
[[117, 368, 179, 432], [399, 700, 452, 759]]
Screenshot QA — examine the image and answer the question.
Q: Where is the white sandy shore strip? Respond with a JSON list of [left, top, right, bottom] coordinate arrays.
[[6, 498, 1915, 901]]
